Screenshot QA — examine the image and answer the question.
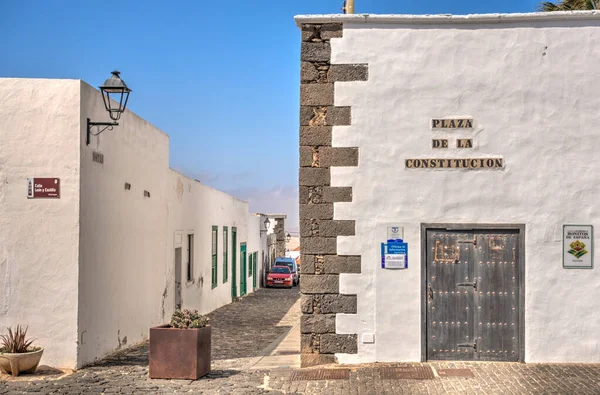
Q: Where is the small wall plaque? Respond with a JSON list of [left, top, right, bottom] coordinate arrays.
[[27, 178, 60, 199], [563, 225, 593, 269]]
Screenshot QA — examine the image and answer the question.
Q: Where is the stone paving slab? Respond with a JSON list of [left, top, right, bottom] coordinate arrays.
[[267, 362, 600, 394]]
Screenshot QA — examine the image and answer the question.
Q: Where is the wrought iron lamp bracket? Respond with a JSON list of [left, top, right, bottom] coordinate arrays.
[[86, 118, 118, 145]]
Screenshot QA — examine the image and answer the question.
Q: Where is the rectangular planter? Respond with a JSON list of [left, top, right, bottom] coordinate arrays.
[[149, 325, 211, 380]]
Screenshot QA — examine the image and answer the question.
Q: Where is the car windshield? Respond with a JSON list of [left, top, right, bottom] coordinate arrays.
[[271, 267, 290, 274], [276, 261, 295, 270]]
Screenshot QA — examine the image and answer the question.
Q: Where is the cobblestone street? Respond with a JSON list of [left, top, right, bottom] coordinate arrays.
[[3, 287, 600, 394]]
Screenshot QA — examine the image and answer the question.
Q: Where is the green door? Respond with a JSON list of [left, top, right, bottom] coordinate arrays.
[[252, 252, 257, 289], [231, 228, 237, 299], [240, 243, 247, 296]]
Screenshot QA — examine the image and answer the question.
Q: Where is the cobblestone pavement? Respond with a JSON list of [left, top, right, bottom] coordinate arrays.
[[0, 288, 299, 394], [3, 287, 600, 394]]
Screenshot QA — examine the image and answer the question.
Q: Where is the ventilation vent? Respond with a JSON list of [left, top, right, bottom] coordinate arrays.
[[92, 151, 104, 164]]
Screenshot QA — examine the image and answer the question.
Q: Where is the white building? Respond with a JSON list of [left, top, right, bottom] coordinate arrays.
[[0, 78, 269, 368], [297, 11, 600, 367]]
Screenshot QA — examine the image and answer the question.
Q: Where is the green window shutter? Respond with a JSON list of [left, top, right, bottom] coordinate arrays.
[[223, 226, 228, 283], [212, 226, 218, 289]]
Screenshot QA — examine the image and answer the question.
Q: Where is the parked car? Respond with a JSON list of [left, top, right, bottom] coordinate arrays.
[[266, 266, 294, 289], [274, 257, 299, 286]]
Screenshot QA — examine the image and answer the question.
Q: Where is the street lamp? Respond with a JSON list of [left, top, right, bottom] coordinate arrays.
[[264, 217, 271, 231], [286, 233, 291, 243], [87, 70, 132, 145]]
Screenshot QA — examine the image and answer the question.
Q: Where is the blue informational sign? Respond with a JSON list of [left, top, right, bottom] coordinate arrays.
[[381, 238, 408, 269]]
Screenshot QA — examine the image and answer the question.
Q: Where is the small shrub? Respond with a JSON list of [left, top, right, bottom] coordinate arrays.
[[0, 325, 37, 353], [170, 309, 209, 329]]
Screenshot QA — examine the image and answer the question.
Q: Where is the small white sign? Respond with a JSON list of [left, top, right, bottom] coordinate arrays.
[[563, 225, 593, 269], [384, 253, 407, 269]]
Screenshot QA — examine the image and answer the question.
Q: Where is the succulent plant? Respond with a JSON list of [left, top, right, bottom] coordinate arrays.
[[170, 309, 209, 329], [0, 325, 37, 353]]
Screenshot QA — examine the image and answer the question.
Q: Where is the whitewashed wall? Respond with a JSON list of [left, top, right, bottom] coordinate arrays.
[[77, 82, 170, 367], [166, 170, 257, 316], [0, 79, 81, 368], [324, 15, 600, 363]]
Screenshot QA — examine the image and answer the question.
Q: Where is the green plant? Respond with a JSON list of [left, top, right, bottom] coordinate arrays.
[[0, 325, 37, 353], [539, 0, 597, 11], [170, 309, 209, 329]]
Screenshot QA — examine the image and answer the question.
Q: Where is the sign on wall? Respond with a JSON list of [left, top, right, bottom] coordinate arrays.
[[406, 117, 505, 170], [27, 178, 60, 199], [563, 225, 593, 269], [381, 226, 408, 269]]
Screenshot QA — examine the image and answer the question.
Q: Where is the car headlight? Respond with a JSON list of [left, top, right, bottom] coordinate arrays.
[[267, 277, 273, 280]]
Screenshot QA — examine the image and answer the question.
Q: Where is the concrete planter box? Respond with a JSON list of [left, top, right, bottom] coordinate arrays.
[[149, 325, 211, 380], [0, 348, 44, 376]]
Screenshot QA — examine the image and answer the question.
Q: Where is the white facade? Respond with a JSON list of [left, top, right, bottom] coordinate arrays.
[[297, 12, 600, 364], [0, 78, 269, 368]]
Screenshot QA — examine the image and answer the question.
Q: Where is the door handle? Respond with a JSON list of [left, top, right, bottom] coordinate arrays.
[[457, 279, 477, 290], [428, 284, 434, 301]]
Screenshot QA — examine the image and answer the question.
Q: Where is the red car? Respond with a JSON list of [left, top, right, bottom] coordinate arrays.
[[266, 266, 294, 288]]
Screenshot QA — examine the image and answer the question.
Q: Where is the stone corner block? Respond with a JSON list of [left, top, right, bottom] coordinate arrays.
[[299, 204, 334, 220], [321, 23, 343, 40], [326, 106, 351, 126], [300, 84, 334, 106], [319, 147, 359, 167], [301, 314, 336, 334], [328, 64, 369, 82], [300, 237, 337, 254], [319, 220, 356, 237], [301, 353, 337, 368], [300, 254, 316, 274], [299, 167, 330, 187], [299, 126, 332, 147], [319, 334, 358, 354], [301, 42, 331, 62], [300, 274, 339, 294], [316, 294, 357, 314], [322, 186, 352, 203], [301, 294, 314, 313], [323, 255, 361, 274]]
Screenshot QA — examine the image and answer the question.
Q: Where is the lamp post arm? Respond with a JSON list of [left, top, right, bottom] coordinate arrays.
[[86, 118, 118, 145]]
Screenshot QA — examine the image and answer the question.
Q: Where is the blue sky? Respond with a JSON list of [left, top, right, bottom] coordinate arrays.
[[0, 0, 541, 231]]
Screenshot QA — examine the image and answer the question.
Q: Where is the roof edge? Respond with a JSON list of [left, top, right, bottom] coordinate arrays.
[[294, 11, 600, 27]]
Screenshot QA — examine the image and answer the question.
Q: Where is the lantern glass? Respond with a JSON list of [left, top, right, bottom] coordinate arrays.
[[99, 71, 132, 121], [264, 218, 271, 230]]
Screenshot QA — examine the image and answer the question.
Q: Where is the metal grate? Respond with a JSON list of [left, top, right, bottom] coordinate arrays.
[[379, 366, 435, 380], [290, 369, 350, 381], [437, 368, 474, 378]]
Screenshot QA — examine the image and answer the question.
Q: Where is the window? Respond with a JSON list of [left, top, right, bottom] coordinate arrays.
[[187, 234, 194, 282], [211, 226, 218, 288], [223, 226, 228, 283]]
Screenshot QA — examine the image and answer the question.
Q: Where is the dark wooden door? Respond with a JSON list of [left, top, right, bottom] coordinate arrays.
[[426, 229, 520, 361]]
